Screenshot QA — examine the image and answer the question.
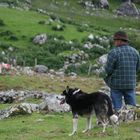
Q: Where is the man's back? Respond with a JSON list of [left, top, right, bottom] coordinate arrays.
[[105, 45, 140, 89]]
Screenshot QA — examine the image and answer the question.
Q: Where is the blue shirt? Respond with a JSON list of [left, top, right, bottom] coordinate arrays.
[[105, 45, 140, 89]]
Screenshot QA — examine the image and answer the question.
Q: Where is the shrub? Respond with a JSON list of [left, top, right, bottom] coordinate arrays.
[[0, 30, 13, 37], [77, 26, 84, 32], [50, 14, 57, 20], [46, 41, 71, 55], [0, 19, 5, 26], [52, 25, 65, 31], [0, 42, 10, 50], [9, 35, 18, 41], [43, 56, 65, 69], [38, 20, 46, 25], [130, 35, 140, 52], [65, 63, 90, 75]]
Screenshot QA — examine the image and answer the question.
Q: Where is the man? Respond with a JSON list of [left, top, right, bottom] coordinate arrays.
[[104, 31, 140, 111]]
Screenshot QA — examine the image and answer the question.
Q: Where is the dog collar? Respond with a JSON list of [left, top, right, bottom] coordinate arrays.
[[73, 89, 80, 95]]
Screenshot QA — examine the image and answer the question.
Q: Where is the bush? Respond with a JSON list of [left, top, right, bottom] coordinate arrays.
[[43, 56, 65, 69], [52, 25, 65, 31], [9, 35, 18, 41], [0, 30, 13, 37], [46, 41, 70, 54], [77, 26, 84, 32], [65, 63, 90, 75], [0, 42, 10, 50], [0, 19, 5, 26], [50, 14, 57, 20], [38, 20, 46, 25]]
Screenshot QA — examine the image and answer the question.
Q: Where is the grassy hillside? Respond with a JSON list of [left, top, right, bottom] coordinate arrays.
[[0, 1, 139, 47], [0, 0, 140, 69], [0, 8, 88, 48]]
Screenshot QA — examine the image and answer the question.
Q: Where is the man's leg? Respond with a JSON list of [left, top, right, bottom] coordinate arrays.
[[123, 89, 136, 106], [111, 89, 123, 111]]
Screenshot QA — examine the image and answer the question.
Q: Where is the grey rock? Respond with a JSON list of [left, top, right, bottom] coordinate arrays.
[[116, 2, 140, 16], [33, 34, 47, 45], [34, 65, 48, 73]]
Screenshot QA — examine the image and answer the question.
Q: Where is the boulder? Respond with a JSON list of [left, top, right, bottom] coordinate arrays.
[[33, 34, 47, 45], [34, 65, 48, 73], [0, 103, 39, 120], [116, 1, 140, 16], [118, 105, 138, 122], [39, 94, 70, 113], [100, 0, 109, 9]]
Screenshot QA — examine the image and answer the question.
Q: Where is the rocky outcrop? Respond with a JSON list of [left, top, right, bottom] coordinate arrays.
[[79, 0, 109, 9], [91, 54, 107, 76], [117, 105, 139, 122], [39, 94, 70, 113], [0, 90, 70, 119], [0, 90, 44, 103], [116, 1, 140, 16], [0, 103, 39, 120]]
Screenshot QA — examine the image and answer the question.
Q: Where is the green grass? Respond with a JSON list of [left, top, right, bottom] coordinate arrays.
[[0, 7, 89, 49], [31, 0, 140, 32], [0, 2, 140, 50], [0, 75, 104, 93], [0, 2, 140, 138], [0, 112, 139, 140], [0, 2, 140, 69], [0, 75, 140, 140]]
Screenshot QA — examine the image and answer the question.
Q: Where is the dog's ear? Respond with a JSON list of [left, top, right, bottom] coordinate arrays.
[[66, 86, 69, 93]]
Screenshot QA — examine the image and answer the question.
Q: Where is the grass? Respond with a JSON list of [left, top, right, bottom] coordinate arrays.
[[0, 7, 89, 49], [0, 112, 139, 140], [0, 74, 103, 93], [0, 75, 140, 140], [31, 0, 140, 31], [0, 2, 140, 50], [0, 1, 140, 139]]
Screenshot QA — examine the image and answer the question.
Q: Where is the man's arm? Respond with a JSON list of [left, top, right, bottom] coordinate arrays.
[[105, 51, 117, 76], [136, 52, 140, 72]]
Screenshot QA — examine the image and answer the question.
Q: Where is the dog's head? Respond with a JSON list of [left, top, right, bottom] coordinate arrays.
[[60, 86, 81, 104]]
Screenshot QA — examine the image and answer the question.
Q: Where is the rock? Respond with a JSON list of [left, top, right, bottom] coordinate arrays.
[[23, 67, 34, 75], [116, 2, 140, 16], [34, 65, 48, 73], [39, 101, 49, 113], [98, 54, 108, 66], [100, 0, 109, 9], [88, 34, 94, 40], [83, 43, 92, 49], [118, 105, 138, 122], [40, 94, 70, 113], [93, 54, 107, 76], [0, 90, 44, 103], [33, 34, 47, 45], [0, 103, 39, 119]]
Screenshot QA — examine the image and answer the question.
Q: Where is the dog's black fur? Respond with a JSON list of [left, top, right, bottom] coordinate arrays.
[[61, 86, 118, 136]]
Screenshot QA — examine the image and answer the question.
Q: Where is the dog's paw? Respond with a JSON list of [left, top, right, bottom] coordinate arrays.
[[82, 129, 89, 133], [68, 131, 76, 136]]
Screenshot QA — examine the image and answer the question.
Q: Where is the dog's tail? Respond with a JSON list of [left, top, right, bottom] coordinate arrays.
[[104, 94, 118, 123], [104, 94, 114, 116]]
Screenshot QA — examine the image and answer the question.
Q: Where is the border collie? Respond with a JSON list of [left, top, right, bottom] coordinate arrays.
[[60, 86, 118, 136]]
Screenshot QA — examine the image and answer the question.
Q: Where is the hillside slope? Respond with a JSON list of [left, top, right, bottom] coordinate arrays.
[[0, 0, 140, 73]]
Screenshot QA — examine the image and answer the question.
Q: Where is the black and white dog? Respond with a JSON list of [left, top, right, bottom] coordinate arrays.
[[60, 86, 118, 136]]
